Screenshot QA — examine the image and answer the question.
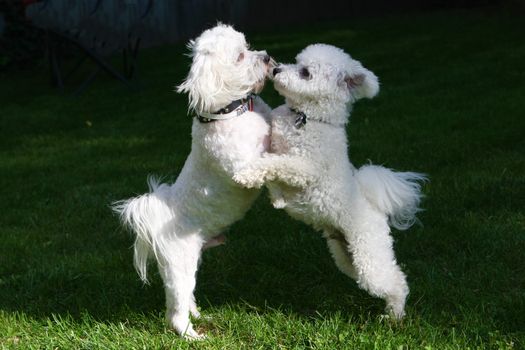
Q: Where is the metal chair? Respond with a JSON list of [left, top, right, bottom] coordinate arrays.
[[25, 0, 154, 94]]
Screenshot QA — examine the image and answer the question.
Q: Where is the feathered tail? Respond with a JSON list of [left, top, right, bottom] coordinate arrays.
[[356, 165, 427, 230], [112, 176, 172, 283]]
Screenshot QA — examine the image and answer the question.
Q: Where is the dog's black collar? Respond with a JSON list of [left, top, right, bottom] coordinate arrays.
[[197, 94, 255, 123], [290, 108, 307, 129]]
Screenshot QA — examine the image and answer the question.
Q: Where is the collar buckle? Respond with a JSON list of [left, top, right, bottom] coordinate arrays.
[[291, 108, 307, 129]]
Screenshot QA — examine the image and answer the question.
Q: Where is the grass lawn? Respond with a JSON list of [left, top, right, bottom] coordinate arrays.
[[1, 9, 524, 349]]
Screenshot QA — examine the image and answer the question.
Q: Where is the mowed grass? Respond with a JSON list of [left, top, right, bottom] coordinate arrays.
[[1, 9, 524, 349]]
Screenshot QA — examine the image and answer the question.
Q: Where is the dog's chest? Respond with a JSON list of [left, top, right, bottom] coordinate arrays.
[[270, 115, 303, 155], [196, 112, 270, 162]]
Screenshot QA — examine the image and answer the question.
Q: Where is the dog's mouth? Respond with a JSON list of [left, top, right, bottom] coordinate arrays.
[[272, 80, 287, 96], [270, 64, 284, 80], [252, 56, 275, 94], [267, 57, 277, 70], [271, 78, 295, 101], [261, 55, 276, 75]]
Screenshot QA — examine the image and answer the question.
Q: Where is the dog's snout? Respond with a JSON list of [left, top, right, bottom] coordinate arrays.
[[263, 55, 271, 64], [273, 67, 282, 76]]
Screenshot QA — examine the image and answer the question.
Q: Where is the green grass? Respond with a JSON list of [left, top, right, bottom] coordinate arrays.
[[1, 9, 524, 349]]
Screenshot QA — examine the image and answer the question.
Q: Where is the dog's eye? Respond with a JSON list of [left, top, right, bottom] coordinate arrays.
[[300, 67, 311, 79], [237, 52, 245, 62]]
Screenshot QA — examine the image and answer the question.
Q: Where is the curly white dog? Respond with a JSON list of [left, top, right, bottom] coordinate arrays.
[[113, 24, 274, 339], [235, 44, 427, 319]]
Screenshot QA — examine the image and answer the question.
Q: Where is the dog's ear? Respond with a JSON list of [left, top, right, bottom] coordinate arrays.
[[176, 50, 225, 114], [344, 74, 365, 89], [341, 68, 379, 100]]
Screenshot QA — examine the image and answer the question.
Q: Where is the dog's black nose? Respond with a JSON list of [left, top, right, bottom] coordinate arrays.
[[273, 67, 282, 76], [263, 55, 271, 64]]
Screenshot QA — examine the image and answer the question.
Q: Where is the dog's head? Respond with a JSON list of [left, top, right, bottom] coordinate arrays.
[[177, 24, 272, 114], [272, 44, 379, 121]]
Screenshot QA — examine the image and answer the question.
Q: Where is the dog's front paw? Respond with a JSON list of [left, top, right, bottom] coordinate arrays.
[[168, 313, 205, 340], [272, 197, 287, 209], [281, 169, 314, 188], [287, 176, 309, 188], [233, 169, 265, 189]]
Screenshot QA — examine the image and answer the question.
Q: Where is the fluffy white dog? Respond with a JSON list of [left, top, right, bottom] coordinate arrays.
[[234, 44, 426, 319], [113, 24, 274, 339]]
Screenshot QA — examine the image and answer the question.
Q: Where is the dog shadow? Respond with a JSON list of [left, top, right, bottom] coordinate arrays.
[[1, 194, 521, 338], [194, 206, 383, 318], [0, 195, 376, 325]]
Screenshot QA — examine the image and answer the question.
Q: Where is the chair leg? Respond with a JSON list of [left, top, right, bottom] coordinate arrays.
[[63, 55, 88, 83], [73, 67, 100, 95], [123, 47, 129, 78], [123, 37, 141, 80], [48, 34, 64, 90], [128, 37, 141, 79], [83, 46, 134, 89]]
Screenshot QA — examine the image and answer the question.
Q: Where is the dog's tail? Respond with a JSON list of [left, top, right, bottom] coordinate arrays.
[[112, 176, 172, 283], [356, 164, 427, 230]]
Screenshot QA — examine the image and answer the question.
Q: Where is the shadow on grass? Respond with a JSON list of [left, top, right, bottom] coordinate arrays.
[[0, 116, 523, 348]]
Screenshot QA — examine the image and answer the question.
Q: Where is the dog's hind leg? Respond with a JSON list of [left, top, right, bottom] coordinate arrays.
[[323, 229, 358, 280], [158, 233, 205, 339], [340, 201, 409, 319]]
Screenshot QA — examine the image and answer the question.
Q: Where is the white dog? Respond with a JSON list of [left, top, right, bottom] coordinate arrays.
[[113, 24, 274, 339], [234, 44, 426, 319]]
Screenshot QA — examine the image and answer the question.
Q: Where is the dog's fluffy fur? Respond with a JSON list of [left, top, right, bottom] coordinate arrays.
[[234, 44, 427, 318], [113, 24, 273, 339]]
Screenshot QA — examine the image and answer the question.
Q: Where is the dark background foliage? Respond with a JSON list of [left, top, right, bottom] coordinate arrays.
[[0, 0, 519, 71]]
